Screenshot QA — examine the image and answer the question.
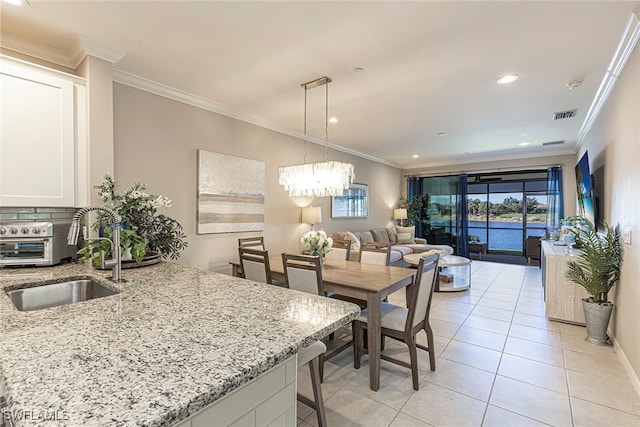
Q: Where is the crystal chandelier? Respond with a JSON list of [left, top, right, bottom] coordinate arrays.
[[279, 76, 355, 197]]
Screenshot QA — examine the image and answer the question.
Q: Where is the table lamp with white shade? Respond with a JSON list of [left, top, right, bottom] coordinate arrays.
[[302, 206, 322, 230], [393, 208, 407, 226]]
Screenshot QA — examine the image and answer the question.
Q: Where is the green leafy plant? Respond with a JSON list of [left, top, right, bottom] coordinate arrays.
[[77, 227, 147, 266], [93, 174, 188, 260], [565, 218, 622, 303], [408, 194, 430, 228]]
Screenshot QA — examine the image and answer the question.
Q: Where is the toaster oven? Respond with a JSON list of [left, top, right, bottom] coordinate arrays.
[[0, 222, 76, 267]]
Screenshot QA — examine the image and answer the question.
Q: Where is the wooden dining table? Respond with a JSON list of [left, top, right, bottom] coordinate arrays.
[[267, 255, 417, 391]]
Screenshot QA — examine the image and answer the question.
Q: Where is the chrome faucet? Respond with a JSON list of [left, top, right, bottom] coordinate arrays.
[[68, 205, 122, 282]]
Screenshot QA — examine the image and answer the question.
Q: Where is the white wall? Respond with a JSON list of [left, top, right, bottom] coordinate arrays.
[[112, 83, 403, 273], [578, 35, 640, 390]]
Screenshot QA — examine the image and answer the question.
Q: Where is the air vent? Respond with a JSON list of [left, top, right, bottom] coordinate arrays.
[[542, 140, 565, 146], [553, 110, 577, 120]]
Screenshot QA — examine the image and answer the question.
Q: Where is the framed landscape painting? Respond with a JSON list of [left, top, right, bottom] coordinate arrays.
[[197, 150, 265, 234], [331, 183, 368, 218]]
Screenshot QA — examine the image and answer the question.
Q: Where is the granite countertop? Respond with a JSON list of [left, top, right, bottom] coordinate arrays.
[[0, 262, 360, 426]]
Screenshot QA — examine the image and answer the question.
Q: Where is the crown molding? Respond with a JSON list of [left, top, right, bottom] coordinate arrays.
[[77, 35, 125, 65], [577, 11, 640, 145], [0, 30, 76, 69], [0, 32, 125, 70], [112, 69, 401, 169]]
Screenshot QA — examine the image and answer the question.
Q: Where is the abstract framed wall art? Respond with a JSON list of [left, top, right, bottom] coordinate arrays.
[[197, 150, 265, 234], [331, 183, 368, 218]]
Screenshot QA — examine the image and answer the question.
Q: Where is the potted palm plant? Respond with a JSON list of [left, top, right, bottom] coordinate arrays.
[[564, 217, 622, 345]]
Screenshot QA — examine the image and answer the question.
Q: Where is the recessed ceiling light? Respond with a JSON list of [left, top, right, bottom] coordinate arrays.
[[497, 74, 519, 85], [2, 0, 29, 5], [329, 117, 338, 123], [412, 154, 419, 159], [438, 132, 447, 137], [353, 67, 364, 73], [519, 142, 530, 146]]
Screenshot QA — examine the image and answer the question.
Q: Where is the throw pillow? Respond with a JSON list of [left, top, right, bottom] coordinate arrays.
[[360, 230, 374, 244], [386, 227, 398, 245], [332, 232, 346, 241], [371, 229, 390, 245], [397, 232, 415, 244], [396, 225, 416, 239], [345, 231, 361, 252]]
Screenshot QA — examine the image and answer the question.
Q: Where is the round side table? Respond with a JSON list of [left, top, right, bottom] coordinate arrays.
[[403, 253, 471, 292]]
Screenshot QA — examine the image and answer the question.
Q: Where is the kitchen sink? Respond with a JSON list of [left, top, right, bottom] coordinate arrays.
[[7, 278, 119, 312]]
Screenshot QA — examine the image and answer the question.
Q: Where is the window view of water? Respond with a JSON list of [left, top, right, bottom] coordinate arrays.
[[421, 175, 549, 255], [468, 221, 546, 251]]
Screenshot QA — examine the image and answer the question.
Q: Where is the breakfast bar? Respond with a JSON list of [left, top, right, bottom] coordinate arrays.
[[0, 262, 359, 426]]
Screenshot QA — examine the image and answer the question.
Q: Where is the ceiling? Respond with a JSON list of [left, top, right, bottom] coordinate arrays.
[[1, 1, 637, 169]]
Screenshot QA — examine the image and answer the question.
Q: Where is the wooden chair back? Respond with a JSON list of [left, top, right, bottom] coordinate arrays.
[[406, 254, 440, 330], [238, 247, 272, 284], [281, 253, 324, 296], [238, 236, 265, 250], [359, 242, 391, 266], [324, 239, 351, 261]]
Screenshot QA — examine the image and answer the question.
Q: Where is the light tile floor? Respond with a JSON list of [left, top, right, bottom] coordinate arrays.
[[297, 261, 640, 426]]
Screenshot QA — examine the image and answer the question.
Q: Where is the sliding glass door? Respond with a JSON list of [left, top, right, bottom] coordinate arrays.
[[467, 178, 547, 255]]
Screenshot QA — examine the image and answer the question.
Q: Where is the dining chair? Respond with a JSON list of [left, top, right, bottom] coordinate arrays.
[[238, 236, 265, 250], [359, 241, 392, 265], [238, 247, 273, 284], [281, 253, 328, 426], [297, 341, 328, 427], [353, 253, 440, 390], [324, 238, 351, 261]]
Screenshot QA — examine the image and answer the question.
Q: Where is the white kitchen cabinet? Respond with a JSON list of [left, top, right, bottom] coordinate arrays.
[[0, 57, 86, 207], [174, 356, 297, 427]]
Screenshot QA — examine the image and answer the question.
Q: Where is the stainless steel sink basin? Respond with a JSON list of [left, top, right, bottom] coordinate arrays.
[[7, 278, 119, 311]]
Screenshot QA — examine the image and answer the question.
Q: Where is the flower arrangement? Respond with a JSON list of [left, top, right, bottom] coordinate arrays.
[[90, 174, 188, 260], [302, 230, 333, 257]]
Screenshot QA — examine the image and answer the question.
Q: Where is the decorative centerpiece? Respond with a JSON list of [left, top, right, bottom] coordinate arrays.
[[302, 230, 333, 257], [77, 174, 188, 267]]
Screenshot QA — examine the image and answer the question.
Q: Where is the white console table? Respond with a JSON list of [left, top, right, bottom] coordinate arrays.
[[541, 240, 588, 325]]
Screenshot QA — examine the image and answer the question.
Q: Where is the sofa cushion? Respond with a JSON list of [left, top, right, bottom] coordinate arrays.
[[371, 228, 390, 245], [389, 249, 403, 265], [396, 225, 416, 239], [397, 232, 415, 244], [391, 245, 413, 256], [403, 243, 454, 256], [360, 230, 374, 243], [386, 227, 398, 245], [345, 231, 361, 252]]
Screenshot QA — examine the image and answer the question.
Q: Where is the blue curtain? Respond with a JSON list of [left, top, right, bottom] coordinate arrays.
[[407, 177, 424, 237], [456, 174, 470, 257], [546, 166, 564, 232], [407, 177, 422, 203]]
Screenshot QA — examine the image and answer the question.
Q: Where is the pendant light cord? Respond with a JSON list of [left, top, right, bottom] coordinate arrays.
[[325, 81, 329, 161], [303, 86, 308, 164]]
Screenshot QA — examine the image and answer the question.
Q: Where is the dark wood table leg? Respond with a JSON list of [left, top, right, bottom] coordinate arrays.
[[367, 293, 382, 391]]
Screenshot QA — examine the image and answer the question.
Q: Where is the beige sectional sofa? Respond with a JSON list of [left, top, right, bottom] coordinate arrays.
[[331, 225, 454, 266]]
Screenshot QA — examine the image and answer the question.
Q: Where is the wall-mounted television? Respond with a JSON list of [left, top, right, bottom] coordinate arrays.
[[575, 151, 595, 226], [591, 165, 605, 231]]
